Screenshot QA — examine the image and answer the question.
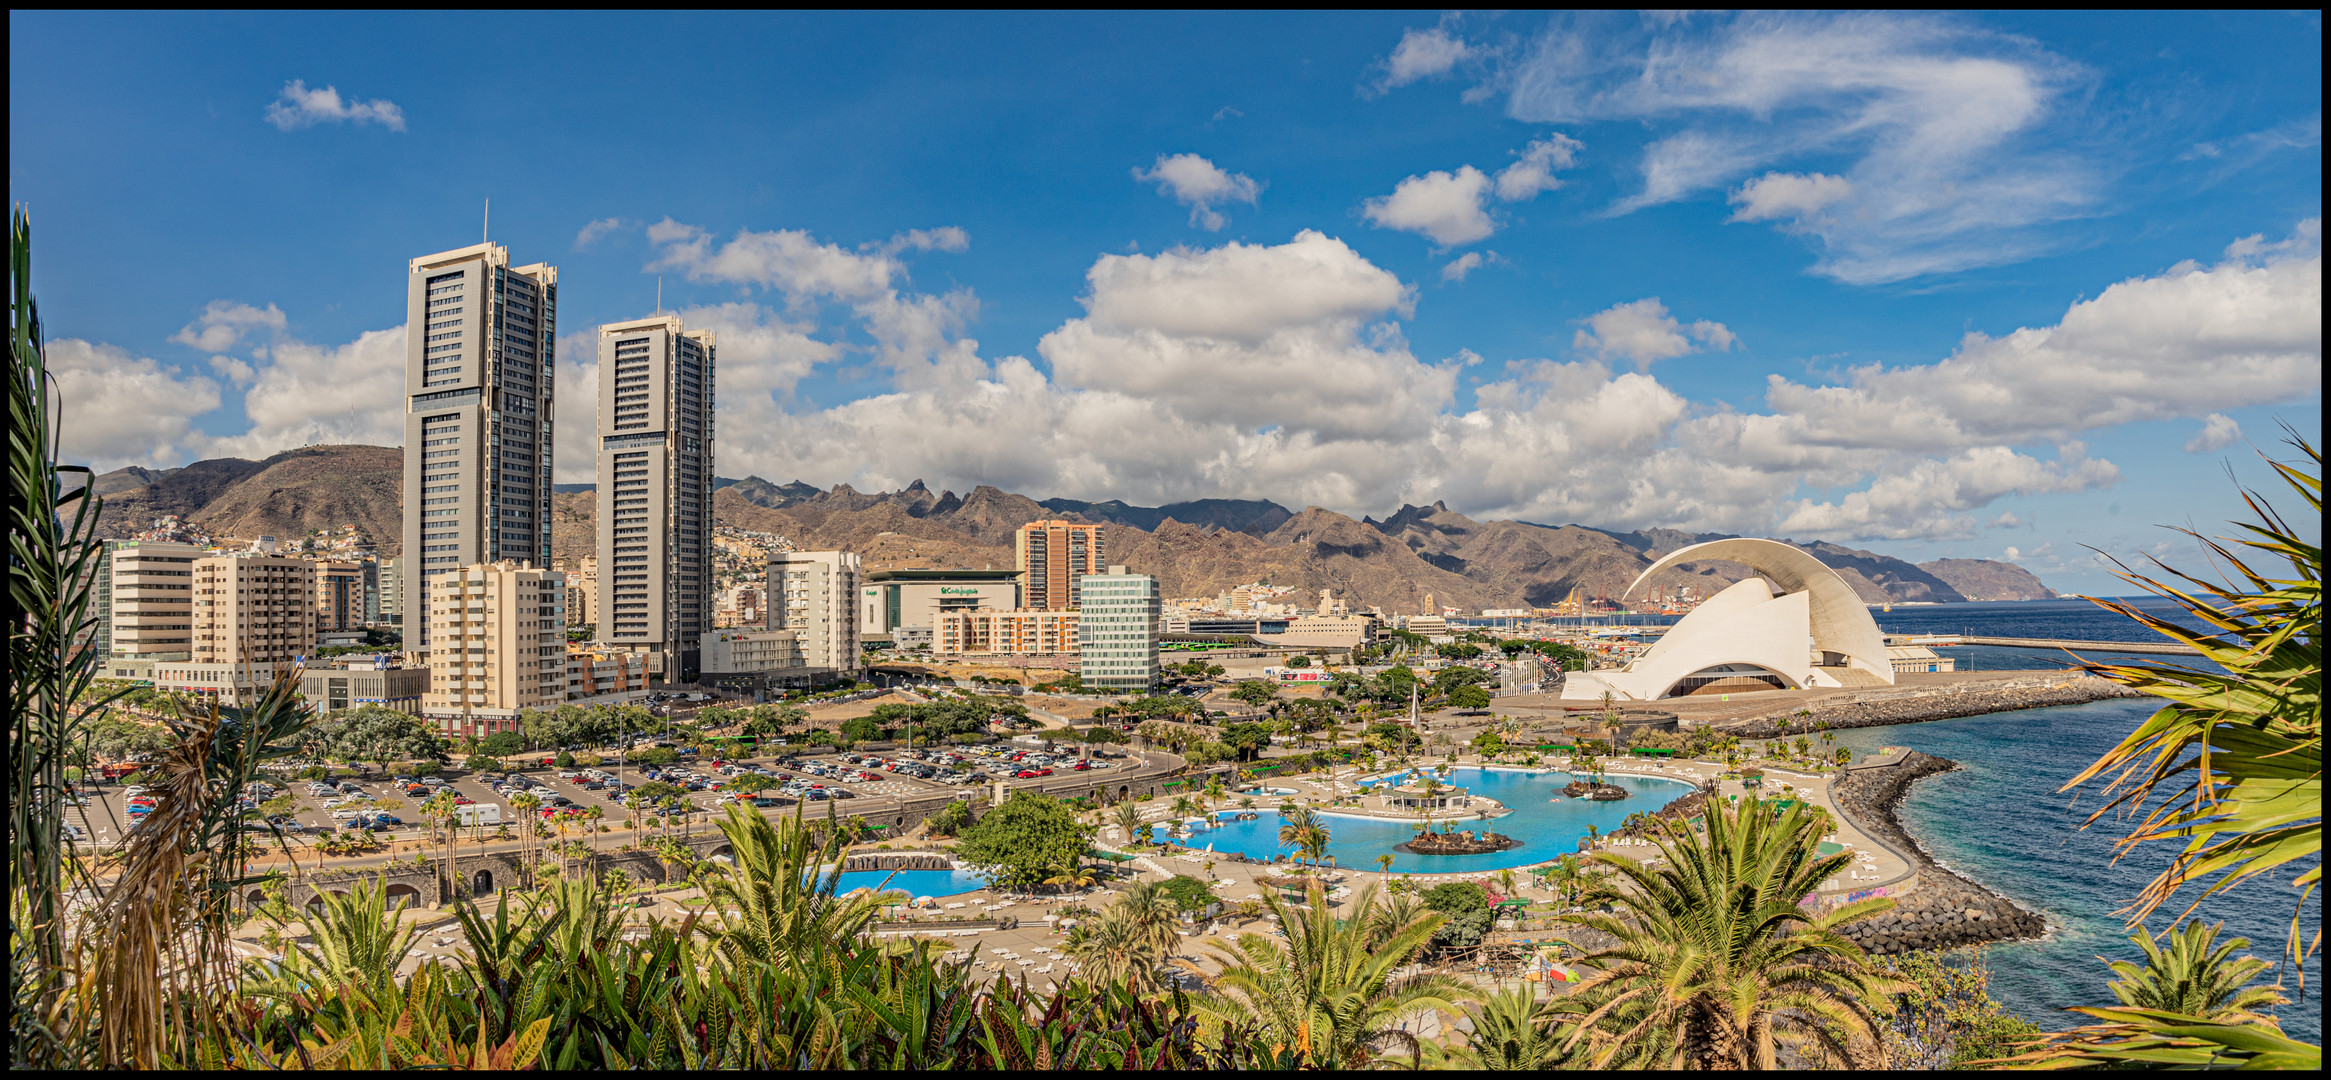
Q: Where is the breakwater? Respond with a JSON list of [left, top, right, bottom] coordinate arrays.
[[1725, 673, 2140, 739], [1829, 751, 2045, 956]]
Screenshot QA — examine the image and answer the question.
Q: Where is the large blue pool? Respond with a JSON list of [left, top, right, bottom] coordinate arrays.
[[1168, 766, 1695, 873], [826, 867, 986, 898]]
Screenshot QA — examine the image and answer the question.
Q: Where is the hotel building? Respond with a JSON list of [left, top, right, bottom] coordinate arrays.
[[399, 241, 557, 659], [421, 561, 566, 737], [594, 314, 715, 679]]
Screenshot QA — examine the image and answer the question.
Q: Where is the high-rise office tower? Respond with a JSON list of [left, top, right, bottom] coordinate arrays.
[[594, 314, 714, 679], [766, 550, 860, 674], [1014, 520, 1105, 611], [400, 241, 557, 659], [1077, 565, 1159, 691]]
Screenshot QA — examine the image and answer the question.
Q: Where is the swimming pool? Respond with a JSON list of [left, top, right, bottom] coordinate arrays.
[[1172, 766, 1695, 873], [826, 866, 986, 898]]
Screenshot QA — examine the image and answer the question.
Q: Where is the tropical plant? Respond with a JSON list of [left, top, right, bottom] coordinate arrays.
[[2060, 436, 2320, 967], [1557, 793, 1905, 1069], [1429, 985, 1571, 1069], [2102, 920, 2290, 1024], [703, 801, 897, 967], [1195, 880, 1479, 1067], [252, 876, 422, 1006]]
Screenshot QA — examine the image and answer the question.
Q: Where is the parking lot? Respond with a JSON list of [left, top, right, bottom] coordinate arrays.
[[68, 738, 1138, 851]]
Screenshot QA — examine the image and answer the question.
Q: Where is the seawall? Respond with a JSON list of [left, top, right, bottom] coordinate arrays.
[[1829, 751, 2046, 956], [1721, 672, 2140, 739]]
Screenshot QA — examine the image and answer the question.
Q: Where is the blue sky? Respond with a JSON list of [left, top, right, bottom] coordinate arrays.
[[9, 10, 2320, 591]]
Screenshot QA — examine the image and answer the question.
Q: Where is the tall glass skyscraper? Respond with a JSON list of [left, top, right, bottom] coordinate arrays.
[[399, 241, 556, 656], [594, 313, 714, 679]]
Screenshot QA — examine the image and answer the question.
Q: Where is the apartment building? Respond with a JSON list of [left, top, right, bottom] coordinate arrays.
[[312, 559, 367, 633], [564, 647, 651, 703], [399, 241, 557, 658], [594, 314, 715, 679], [378, 556, 404, 626], [1077, 566, 1159, 691], [1014, 520, 1104, 611], [562, 555, 599, 632], [149, 553, 320, 705], [421, 561, 566, 737], [767, 550, 860, 674], [108, 540, 204, 663], [934, 608, 1079, 656]]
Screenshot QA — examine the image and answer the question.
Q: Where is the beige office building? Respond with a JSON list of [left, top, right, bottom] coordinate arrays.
[[400, 241, 557, 659], [594, 314, 715, 679], [1015, 520, 1104, 611], [108, 540, 204, 662], [312, 559, 367, 633], [935, 608, 1079, 656], [767, 550, 860, 675], [421, 562, 566, 737]]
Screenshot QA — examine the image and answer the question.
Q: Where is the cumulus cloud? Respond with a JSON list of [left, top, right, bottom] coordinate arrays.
[[47, 340, 222, 471], [1497, 12, 2095, 282], [1132, 153, 1263, 231], [1376, 25, 1479, 91], [1494, 134, 1584, 201], [1776, 446, 2118, 540], [1441, 252, 1485, 282], [1363, 166, 1496, 246], [196, 327, 409, 461], [1729, 171, 1854, 224], [1571, 298, 1737, 371], [2184, 413, 2243, 453], [263, 80, 406, 131], [170, 300, 287, 353]]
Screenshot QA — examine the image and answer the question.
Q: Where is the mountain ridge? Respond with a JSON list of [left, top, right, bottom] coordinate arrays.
[[81, 448, 2053, 609]]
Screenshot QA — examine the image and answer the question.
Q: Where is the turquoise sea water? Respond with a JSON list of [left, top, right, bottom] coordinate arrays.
[[1173, 766, 1697, 873], [1822, 600, 2319, 1041]]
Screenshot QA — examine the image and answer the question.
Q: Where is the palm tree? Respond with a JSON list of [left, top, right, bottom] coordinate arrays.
[[1278, 805, 1328, 866], [1557, 794, 1905, 1069], [584, 804, 605, 860], [1110, 801, 1142, 840], [1375, 853, 1394, 876], [1434, 986, 1571, 1070], [1065, 902, 1163, 993], [1114, 879, 1182, 961], [1170, 794, 1200, 820], [703, 801, 896, 967], [1043, 861, 1099, 893], [1197, 880, 1480, 1067], [2105, 921, 2290, 1024]]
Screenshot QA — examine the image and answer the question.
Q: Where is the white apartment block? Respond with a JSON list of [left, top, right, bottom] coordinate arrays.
[[151, 553, 321, 705], [935, 608, 1079, 656], [108, 540, 203, 662], [767, 550, 860, 675], [1078, 566, 1160, 691], [699, 628, 807, 674], [421, 562, 566, 737], [594, 314, 714, 679], [400, 241, 557, 659]]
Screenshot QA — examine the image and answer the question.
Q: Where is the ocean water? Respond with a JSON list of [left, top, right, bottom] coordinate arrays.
[[1828, 598, 2320, 1041], [1175, 766, 1697, 873]]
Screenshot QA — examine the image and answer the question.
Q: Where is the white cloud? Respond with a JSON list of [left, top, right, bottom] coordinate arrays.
[[574, 217, 627, 250], [1494, 134, 1584, 201], [1381, 26, 1478, 89], [2184, 413, 2243, 454], [648, 219, 905, 303], [47, 340, 221, 471], [263, 80, 405, 132], [1776, 446, 2118, 540], [1729, 171, 1855, 223], [170, 300, 286, 353], [1441, 252, 1485, 282], [1989, 510, 2022, 528], [1363, 166, 1496, 246], [1132, 153, 1263, 231], [1571, 298, 1737, 371], [194, 327, 409, 461], [1499, 12, 2095, 282]]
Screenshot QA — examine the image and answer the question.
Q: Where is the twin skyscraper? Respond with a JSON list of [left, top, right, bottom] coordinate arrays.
[[399, 240, 711, 680]]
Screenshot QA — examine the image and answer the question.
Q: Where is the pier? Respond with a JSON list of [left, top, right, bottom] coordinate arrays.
[[1890, 634, 2200, 656]]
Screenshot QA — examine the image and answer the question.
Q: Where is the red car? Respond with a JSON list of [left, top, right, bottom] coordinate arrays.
[[453, 796, 475, 805], [1015, 769, 1040, 779], [1037, 767, 1054, 776]]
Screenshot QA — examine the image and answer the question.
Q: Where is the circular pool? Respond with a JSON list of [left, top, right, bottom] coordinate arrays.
[[1180, 766, 1695, 873]]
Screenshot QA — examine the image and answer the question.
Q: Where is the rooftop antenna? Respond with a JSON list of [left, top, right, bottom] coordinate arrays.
[[482, 197, 490, 244], [656, 275, 663, 315]]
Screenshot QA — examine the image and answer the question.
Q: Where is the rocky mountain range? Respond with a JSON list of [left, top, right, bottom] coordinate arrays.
[[79, 446, 2057, 607]]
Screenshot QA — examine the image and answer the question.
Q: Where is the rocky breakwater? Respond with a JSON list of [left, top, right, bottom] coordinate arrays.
[[1729, 672, 2139, 739], [1829, 751, 2045, 956]]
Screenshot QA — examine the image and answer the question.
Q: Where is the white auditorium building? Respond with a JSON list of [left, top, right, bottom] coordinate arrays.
[[1561, 538, 1899, 702]]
